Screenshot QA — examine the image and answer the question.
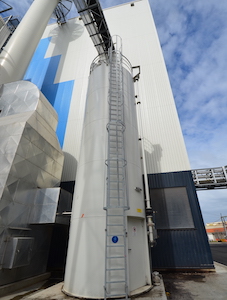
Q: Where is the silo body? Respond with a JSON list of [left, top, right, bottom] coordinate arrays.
[[63, 56, 151, 298]]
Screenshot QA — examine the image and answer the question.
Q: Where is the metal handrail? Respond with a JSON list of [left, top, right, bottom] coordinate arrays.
[[192, 166, 227, 190]]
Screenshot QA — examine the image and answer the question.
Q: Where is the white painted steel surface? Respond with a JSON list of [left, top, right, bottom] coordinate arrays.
[[37, 0, 190, 179], [0, 0, 60, 84], [63, 62, 108, 298], [63, 58, 150, 298]]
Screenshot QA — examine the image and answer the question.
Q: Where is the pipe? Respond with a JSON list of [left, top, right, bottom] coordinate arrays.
[[0, 0, 60, 85], [136, 94, 155, 246], [141, 135, 155, 245]]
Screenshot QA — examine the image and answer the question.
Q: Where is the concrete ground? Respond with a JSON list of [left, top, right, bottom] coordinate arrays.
[[163, 262, 227, 300], [19, 280, 167, 300], [1, 277, 167, 300], [2, 262, 227, 299]]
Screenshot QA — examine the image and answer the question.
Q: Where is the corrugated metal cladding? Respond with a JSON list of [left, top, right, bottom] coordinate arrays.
[[148, 171, 214, 270], [26, 0, 191, 183]]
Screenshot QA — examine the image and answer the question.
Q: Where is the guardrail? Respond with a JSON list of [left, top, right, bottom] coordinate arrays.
[[192, 166, 227, 190]]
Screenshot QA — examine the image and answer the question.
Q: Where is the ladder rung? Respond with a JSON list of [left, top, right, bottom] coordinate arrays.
[[107, 215, 124, 217], [109, 146, 123, 149], [107, 256, 125, 259], [106, 207, 127, 209], [105, 293, 127, 297], [107, 234, 124, 237], [109, 180, 124, 183], [108, 128, 124, 131], [106, 268, 125, 271], [106, 280, 126, 284]]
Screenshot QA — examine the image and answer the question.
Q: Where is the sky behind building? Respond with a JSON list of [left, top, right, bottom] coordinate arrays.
[[1, 0, 227, 224]]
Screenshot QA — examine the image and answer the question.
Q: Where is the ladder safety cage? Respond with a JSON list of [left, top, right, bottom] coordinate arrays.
[[104, 35, 129, 300]]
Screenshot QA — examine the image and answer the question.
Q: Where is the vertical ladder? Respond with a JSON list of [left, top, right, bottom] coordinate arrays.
[[104, 37, 129, 300]]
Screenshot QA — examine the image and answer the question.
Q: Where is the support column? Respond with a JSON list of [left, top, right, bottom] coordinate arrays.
[[0, 0, 60, 84]]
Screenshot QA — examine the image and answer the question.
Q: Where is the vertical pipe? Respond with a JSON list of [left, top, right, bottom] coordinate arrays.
[[135, 82, 154, 245], [137, 101, 154, 245], [0, 0, 60, 84]]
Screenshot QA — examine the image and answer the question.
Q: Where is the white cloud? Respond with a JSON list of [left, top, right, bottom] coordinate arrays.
[[149, 0, 227, 223]]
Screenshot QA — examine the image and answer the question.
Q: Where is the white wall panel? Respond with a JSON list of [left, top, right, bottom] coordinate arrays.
[[104, 0, 190, 173], [38, 0, 190, 181], [40, 18, 96, 181]]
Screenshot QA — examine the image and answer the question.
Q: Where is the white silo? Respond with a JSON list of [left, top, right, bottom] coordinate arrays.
[[63, 37, 151, 299]]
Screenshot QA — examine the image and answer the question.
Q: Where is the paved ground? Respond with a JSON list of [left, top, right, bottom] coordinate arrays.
[[210, 243, 227, 265], [2, 255, 227, 299], [4, 263, 227, 300], [0, 276, 167, 300], [162, 262, 227, 300]]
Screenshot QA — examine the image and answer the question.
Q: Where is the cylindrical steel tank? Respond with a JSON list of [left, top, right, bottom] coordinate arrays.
[[63, 52, 151, 298], [0, 0, 60, 84]]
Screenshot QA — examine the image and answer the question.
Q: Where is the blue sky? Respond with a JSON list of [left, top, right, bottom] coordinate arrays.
[[1, 0, 227, 224]]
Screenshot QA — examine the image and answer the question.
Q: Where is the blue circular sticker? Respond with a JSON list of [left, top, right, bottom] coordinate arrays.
[[112, 236, 118, 243]]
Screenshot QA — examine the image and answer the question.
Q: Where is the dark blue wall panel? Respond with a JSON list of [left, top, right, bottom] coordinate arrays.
[[148, 171, 214, 270]]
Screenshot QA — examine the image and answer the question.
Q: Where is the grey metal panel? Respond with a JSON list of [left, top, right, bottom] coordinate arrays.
[[0, 225, 53, 286], [150, 187, 194, 229], [148, 171, 214, 270], [0, 80, 64, 285], [29, 188, 60, 224], [3, 237, 34, 269]]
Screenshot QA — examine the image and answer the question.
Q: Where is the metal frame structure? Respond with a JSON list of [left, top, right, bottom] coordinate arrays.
[[192, 166, 227, 190], [221, 215, 227, 239], [0, 0, 12, 14], [54, 0, 72, 24], [73, 0, 112, 55]]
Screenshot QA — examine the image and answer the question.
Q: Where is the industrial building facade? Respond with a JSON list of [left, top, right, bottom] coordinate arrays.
[[0, 0, 213, 294], [24, 0, 213, 270], [25, 0, 191, 179]]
